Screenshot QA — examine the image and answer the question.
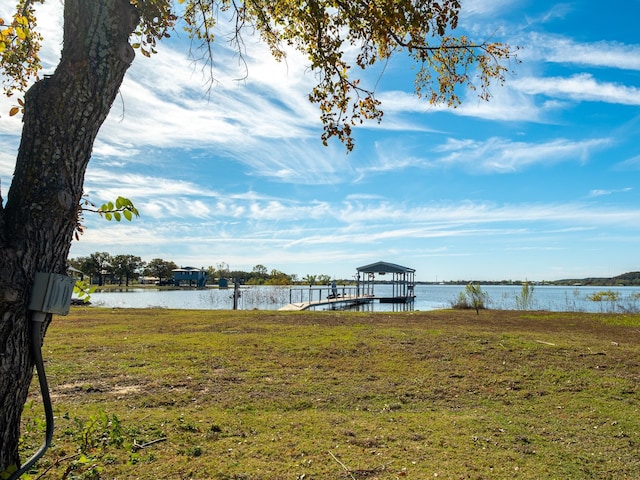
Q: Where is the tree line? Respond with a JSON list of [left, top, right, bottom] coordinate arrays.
[[68, 252, 342, 287]]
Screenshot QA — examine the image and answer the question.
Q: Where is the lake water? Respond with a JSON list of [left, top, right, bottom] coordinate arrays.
[[85, 284, 640, 313]]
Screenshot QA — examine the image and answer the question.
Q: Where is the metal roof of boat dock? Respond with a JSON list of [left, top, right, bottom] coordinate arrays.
[[356, 261, 415, 274]]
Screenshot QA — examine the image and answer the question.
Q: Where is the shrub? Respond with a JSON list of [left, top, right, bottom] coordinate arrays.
[[587, 290, 620, 302], [515, 281, 535, 310], [450, 291, 470, 310], [451, 283, 489, 314]]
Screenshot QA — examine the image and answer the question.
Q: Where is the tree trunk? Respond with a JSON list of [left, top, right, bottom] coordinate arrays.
[[0, 0, 138, 472]]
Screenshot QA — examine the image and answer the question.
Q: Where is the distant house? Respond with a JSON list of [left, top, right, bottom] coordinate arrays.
[[172, 267, 207, 288]]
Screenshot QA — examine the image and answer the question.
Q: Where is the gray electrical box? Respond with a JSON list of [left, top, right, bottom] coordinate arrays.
[[28, 272, 75, 315]]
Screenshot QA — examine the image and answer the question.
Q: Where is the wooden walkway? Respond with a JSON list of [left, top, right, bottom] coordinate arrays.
[[280, 285, 415, 311], [279, 294, 373, 311]]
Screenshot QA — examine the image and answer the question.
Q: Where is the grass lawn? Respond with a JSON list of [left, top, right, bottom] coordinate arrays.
[[19, 308, 640, 479]]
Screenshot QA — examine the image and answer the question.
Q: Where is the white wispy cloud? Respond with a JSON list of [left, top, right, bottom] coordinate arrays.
[[524, 33, 640, 71], [588, 187, 632, 198], [513, 74, 640, 105], [225, 138, 350, 185], [432, 136, 609, 173], [454, 86, 553, 122], [97, 61, 313, 151], [378, 87, 551, 123], [356, 86, 553, 144], [84, 169, 221, 201], [317, 133, 612, 183], [84, 32, 359, 185], [73, 198, 640, 259], [614, 154, 640, 171], [352, 143, 426, 181], [462, 0, 525, 17]]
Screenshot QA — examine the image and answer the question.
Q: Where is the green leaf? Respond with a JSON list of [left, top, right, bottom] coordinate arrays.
[[123, 209, 132, 221], [114, 211, 121, 221], [1, 464, 18, 479], [73, 279, 95, 302]]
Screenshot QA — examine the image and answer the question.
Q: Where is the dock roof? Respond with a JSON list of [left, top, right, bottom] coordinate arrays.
[[356, 261, 415, 274]]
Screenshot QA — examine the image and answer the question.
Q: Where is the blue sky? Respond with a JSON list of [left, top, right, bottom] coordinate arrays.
[[2, 0, 640, 282]]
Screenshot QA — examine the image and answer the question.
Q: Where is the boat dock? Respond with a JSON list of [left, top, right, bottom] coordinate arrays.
[[279, 286, 374, 311], [280, 262, 416, 311]]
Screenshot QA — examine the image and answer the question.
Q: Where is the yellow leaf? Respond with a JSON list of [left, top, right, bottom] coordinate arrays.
[[9, 106, 19, 116], [15, 27, 26, 40]]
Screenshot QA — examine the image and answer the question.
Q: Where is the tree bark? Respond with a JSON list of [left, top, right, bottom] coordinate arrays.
[[0, 0, 139, 472]]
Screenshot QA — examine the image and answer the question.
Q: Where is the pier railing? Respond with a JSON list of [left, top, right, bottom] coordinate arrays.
[[288, 286, 359, 305]]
